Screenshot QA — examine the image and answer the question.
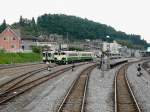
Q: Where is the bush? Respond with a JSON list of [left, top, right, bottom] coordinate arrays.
[[31, 46, 42, 53]]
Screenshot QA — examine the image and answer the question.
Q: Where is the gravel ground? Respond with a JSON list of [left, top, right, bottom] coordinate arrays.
[[0, 63, 93, 112], [0, 64, 49, 85], [86, 65, 121, 112], [127, 61, 150, 112], [85, 58, 140, 112]]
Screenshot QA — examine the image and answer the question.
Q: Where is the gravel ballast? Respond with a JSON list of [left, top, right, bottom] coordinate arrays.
[[86, 66, 121, 112], [85, 58, 140, 112], [127, 61, 150, 112], [0, 63, 93, 112]]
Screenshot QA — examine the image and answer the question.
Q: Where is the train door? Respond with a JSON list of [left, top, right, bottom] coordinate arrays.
[[48, 52, 51, 62]]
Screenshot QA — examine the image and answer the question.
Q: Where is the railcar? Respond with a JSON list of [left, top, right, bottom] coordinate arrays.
[[42, 51, 55, 63], [54, 51, 95, 64]]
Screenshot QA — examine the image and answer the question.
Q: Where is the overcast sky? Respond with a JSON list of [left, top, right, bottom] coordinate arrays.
[[0, 0, 150, 43]]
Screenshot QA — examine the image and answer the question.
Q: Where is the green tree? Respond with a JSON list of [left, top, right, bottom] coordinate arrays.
[[10, 14, 148, 49], [0, 19, 7, 33]]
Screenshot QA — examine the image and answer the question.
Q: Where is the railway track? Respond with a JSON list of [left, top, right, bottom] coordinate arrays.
[[0, 62, 89, 104], [56, 64, 96, 112], [142, 61, 150, 74], [115, 63, 141, 112], [0, 63, 59, 93], [0, 67, 47, 93], [0, 62, 44, 70]]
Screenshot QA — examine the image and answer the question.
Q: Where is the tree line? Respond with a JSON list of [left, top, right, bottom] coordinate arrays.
[[0, 14, 148, 49]]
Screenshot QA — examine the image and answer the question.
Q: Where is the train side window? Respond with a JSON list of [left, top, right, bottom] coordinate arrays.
[[43, 53, 45, 56], [61, 52, 65, 55], [54, 52, 58, 55]]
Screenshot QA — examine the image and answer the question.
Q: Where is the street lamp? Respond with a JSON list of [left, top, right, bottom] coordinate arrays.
[[106, 35, 110, 69], [106, 35, 110, 39]]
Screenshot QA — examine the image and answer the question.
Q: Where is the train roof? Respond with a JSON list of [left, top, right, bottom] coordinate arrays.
[[61, 51, 93, 53], [42, 51, 55, 53]]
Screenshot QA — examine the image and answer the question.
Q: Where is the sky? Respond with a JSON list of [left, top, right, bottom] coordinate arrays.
[[0, 0, 150, 43]]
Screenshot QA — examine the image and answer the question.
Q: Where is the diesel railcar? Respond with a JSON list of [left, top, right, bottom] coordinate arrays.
[[42, 51, 55, 63], [42, 51, 95, 64], [54, 51, 95, 64]]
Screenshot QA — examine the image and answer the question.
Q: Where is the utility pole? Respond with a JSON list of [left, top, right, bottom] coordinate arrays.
[[106, 35, 111, 69], [100, 41, 104, 77], [67, 32, 69, 50], [107, 43, 110, 69]]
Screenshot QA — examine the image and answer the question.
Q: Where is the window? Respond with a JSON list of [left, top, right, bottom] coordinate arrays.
[[13, 37, 15, 40], [61, 52, 66, 55], [33, 39, 37, 42], [48, 53, 51, 57], [4, 37, 6, 40], [69, 53, 77, 56], [54, 52, 58, 55], [43, 53, 45, 56], [11, 45, 15, 48]]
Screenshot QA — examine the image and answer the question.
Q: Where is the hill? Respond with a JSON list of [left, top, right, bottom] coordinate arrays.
[[0, 14, 148, 49]]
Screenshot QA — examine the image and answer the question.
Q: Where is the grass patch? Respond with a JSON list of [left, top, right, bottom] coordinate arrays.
[[0, 53, 42, 64]]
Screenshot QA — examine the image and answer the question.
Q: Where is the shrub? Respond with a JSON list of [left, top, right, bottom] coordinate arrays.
[[31, 46, 42, 53]]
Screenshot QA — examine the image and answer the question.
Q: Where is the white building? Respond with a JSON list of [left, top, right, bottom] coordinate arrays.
[[103, 41, 121, 54], [36, 42, 59, 50], [36, 42, 68, 51]]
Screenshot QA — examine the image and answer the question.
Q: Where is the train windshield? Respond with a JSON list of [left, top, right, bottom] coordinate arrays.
[[48, 53, 51, 57]]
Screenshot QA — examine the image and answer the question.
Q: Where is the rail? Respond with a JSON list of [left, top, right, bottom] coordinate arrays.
[[115, 63, 141, 112]]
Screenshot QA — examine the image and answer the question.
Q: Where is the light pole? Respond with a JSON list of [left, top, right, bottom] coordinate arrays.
[[106, 36, 110, 69], [106, 35, 110, 39]]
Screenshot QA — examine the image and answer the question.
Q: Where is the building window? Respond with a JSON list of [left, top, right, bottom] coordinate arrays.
[[4, 37, 6, 40], [33, 39, 37, 42], [13, 37, 15, 40], [11, 45, 15, 48]]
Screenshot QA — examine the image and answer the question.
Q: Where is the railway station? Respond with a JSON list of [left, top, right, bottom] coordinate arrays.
[[0, 0, 150, 111], [0, 52, 150, 112]]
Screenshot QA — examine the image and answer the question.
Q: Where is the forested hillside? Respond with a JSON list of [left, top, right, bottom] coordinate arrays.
[[0, 14, 148, 49]]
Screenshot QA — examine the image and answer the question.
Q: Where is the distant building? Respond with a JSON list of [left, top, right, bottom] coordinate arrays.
[[69, 39, 103, 51], [0, 27, 38, 52], [37, 41, 68, 51], [103, 41, 121, 54], [147, 47, 150, 52], [38, 34, 64, 43]]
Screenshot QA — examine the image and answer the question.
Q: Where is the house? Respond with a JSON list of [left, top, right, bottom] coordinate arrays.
[[0, 27, 21, 52], [0, 27, 38, 52]]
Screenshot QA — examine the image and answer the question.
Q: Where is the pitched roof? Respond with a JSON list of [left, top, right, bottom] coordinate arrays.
[[0, 27, 21, 39], [0, 26, 39, 40]]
